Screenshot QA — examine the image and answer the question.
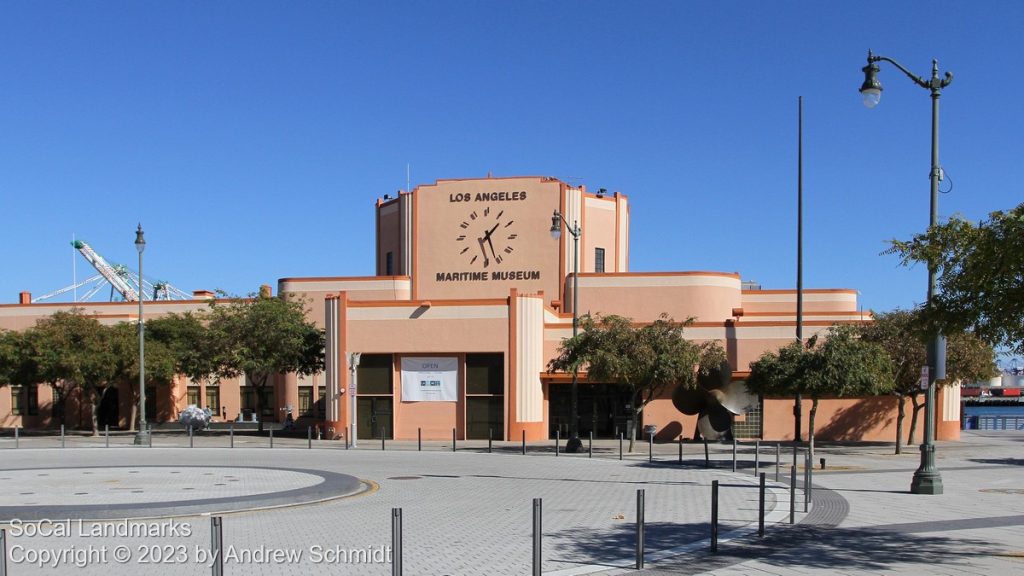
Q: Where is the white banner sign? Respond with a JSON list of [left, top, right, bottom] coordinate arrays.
[[401, 357, 458, 402]]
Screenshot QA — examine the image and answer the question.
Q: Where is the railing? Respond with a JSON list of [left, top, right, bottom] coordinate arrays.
[[973, 416, 1024, 431]]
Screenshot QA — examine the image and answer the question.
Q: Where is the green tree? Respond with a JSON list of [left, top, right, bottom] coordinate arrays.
[[747, 325, 894, 460], [203, 293, 324, 432], [860, 310, 998, 453], [547, 314, 704, 452], [888, 203, 1024, 355], [27, 310, 113, 434], [106, 322, 177, 431]]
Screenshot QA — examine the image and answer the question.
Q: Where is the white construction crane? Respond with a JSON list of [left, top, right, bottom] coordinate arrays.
[[32, 239, 192, 303]]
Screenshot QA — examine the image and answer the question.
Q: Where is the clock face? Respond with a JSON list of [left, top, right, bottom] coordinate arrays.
[[456, 206, 518, 268]]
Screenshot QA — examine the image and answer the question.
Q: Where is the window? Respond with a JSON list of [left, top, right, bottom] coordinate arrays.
[[241, 387, 273, 418], [358, 354, 394, 394], [385, 251, 394, 276], [595, 247, 606, 273], [206, 386, 221, 417], [299, 386, 313, 417], [466, 353, 504, 439], [187, 386, 200, 407], [11, 386, 23, 416]]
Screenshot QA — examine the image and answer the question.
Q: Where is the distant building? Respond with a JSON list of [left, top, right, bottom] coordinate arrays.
[[0, 176, 962, 442]]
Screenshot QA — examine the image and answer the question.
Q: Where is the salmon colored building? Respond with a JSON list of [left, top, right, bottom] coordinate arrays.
[[1, 176, 961, 443]]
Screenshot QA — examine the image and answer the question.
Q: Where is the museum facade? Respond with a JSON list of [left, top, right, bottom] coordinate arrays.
[[0, 176, 962, 442]]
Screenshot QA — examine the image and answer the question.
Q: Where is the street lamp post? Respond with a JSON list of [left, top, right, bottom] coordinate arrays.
[[133, 224, 149, 446], [550, 210, 583, 452], [860, 49, 952, 494]]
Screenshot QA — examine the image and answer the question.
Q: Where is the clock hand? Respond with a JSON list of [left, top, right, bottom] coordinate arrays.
[[478, 237, 490, 267], [485, 223, 500, 239]]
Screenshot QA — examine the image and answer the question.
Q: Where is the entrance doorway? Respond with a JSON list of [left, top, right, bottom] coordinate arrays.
[[357, 397, 393, 439], [548, 383, 638, 439], [97, 387, 119, 429]]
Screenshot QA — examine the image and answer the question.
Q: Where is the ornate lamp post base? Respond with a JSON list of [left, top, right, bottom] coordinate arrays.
[[133, 429, 150, 446], [911, 444, 943, 494], [565, 436, 583, 453]]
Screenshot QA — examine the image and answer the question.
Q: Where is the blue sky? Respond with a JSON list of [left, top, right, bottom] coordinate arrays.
[[1, 2, 1021, 334]]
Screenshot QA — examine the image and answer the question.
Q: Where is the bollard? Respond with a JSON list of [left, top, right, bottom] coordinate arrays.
[[148, 424, 152, 448], [775, 443, 780, 482], [488, 427, 492, 454], [711, 480, 719, 553], [210, 516, 224, 576], [189, 426, 194, 448], [555, 429, 560, 456], [820, 457, 826, 470], [14, 426, 19, 449], [758, 472, 766, 537], [105, 425, 109, 448], [230, 424, 234, 448], [704, 438, 710, 468], [452, 428, 456, 453], [418, 428, 422, 452], [619, 432, 623, 461], [809, 452, 815, 501], [308, 426, 312, 449], [804, 451, 810, 512], [789, 465, 796, 524], [392, 508, 403, 576], [792, 443, 798, 469], [731, 438, 737, 472], [269, 428, 273, 449], [532, 498, 542, 576], [344, 429, 349, 450], [1, 528, 6, 575], [636, 489, 646, 569], [648, 431, 654, 463], [754, 440, 760, 476], [381, 426, 386, 451], [588, 431, 593, 458], [522, 430, 526, 455], [61, 424, 65, 448], [678, 436, 683, 463]]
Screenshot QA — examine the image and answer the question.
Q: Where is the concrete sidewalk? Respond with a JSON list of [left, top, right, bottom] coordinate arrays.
[[0, 431, 1021, 574]]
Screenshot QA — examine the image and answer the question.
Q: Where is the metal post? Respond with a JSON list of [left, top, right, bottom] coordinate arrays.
[[808, 450, 814, 502], [711, 481, 719, 553], [532, 498, 542, 576], [148, 424, 152, 447], [308, 426, 312, 449], [648, 431, 653, 463], [61, 424, 65, 448], [732, 438, 737, 472], [230, 424, 234, 448], [588, 431, 593, 458], [704, 438, 710, 468], [14, 426, 18, 449], [452, 427, 456, 452], [210, 516, 223, 576], [555, 429, 560, 456], [804, 451, 810, 513], [678, 436, 683, 463], [269, 427, 273, 449], [759, 472, 766, 537], [0, 528, 6, 576], [754, 440, 760, 476], [391, 508, 402, 576], [636, 489, 645, 568], [105, 425, 109, 448], [775, 443, 780, 482], [488, 428, 492, 454], [381, 426, 385, 451], [522, 430, 526, 455], [418, 428, 421, 452], [790, 465, 796, 524], [619, 432, 623, 461], [189, 426, 194, 448]]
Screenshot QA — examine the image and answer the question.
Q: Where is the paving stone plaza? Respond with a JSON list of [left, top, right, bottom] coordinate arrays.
[[1, 430, 1022, 575]]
